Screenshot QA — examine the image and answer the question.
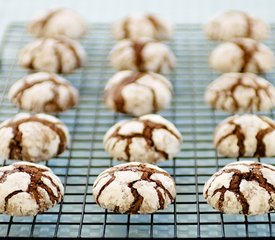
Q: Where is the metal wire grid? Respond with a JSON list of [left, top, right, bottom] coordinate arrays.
[[0, 22, 275, 239]]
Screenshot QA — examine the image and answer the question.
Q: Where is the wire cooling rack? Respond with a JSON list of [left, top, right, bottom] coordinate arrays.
[[0, 23, 275, 239]]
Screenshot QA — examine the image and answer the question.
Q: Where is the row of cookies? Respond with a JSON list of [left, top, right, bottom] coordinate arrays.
[[0, 8, 90, 217], [203, 11, 275, 216], [92, 13, 182, 214]]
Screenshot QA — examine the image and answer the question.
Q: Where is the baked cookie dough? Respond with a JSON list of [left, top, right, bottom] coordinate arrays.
[[205, 73, 275, 113], [18, 35, 86, 73], [209, 38, 274, 73], [204, 161, 275, 215], [9, 72, 79, 113], [214, 114, 275, 157], [93, 162, 176, 214], [28, 8, 88, 38], [204, 10, 269, 41], [103, 114, 182, 163], [104, 70, 172, 116], [0, 162, 64, 216], [0, 113, 70, 162], [109, 38, 176, 74], [112, 12, 172, 41]]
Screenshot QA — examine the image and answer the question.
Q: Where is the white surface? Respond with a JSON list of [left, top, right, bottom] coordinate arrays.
[[0, 0, 274, 37]]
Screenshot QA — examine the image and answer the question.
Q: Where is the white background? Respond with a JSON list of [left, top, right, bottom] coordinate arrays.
[[0, 0, 273, 36]]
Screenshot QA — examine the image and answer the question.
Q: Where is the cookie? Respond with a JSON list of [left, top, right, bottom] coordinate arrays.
[[104, 70, 172, 116], [0, 113, 70, 162], [112, 12, 172, 41], [18, 35, 86, 73], [109, 38, 176, 74], [204, 161, 275, 215], [28, 8, 88, 38], [93, 162, 176, 214], [209, 38, 274, 73], [214, 114, 275, 157], [0, 162, 64, 216], [103, 114, 182, 163], [8, 72, 79, 113], [205, 73, 275, 113], [204, 10, 269, 41]]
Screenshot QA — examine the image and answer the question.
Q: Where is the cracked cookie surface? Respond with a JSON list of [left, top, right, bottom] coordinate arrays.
[[0, 162, 64, 216], [204, 10, 269, 41], [104, 70, 172, 116], [28, 8, 88, 38], [104, 114, 182, 163], [209, 38, 274, 73], [109, 38, 175, 74], [214, 114, 275, 157], [205, 73, 275, 113], [93, 162, 176, 214], [203, 161, 275, 215], [9, 72, 79, 113], [112, 12, 172, 41], [18, 35, 86, 73], [0, 113, 70, 162]]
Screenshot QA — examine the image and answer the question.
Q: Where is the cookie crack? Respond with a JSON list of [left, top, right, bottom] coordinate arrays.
[[216, 120, 245, 156], [122, 17, 130, 39], [132, 42, 147, 72]]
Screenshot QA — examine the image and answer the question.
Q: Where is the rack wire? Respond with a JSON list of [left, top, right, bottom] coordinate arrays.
[[0, 22, 275, 239]]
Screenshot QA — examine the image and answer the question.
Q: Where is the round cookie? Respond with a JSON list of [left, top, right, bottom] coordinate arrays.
[[109, 38, 176, 74], [203, 161, 275, 215], [8, 72, 79, 113], [205, 73, 275, 113], [204, 10, 269, 41], [209, 38, 274, 73], [28, 8, 88, 38], [93, 162, 176, 214], [0, 162, 64, 216], [112, 12, 172, 41], [0, 113, 70, 162], [103, 114, 182, 163], [214, 114, 275, 157], [18, 35, 86, 73], [104, 70, 172, 116]]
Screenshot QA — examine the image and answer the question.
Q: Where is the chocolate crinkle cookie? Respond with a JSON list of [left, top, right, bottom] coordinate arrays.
[[104, 70, 172, 116], [205, 73, 275, 113], [8, 72, 79, 113], [109, 38, 176, 74], [204, 10, 269, 41], [214, 114, 275, 157], [93, 162, 176, 214], [28, 8, 88, 38], [103, 114, 182, 163], [209, 38, 274, 74], [0, 113, 70, 162], [0, 162, 64, 216], [18, 35, 86, 73], [112, 12, 172, 41], [204, 161, 275, 215]]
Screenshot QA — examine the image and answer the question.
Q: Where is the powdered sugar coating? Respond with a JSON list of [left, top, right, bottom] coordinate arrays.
[[109, 38, 176, 74], [112, 12, 172, 41], [28, 8, 88, 38], [104, 114, 182, 163], [93, 162, 176, 214], [214, 114, 275, 157], [104, 70, 172, 116], [0, 162, 64, 216], [205, 73, 275, 113], [18, 35, 86, 73], [203, 161, 275, 215], [9, 72, 79, 113], [0, 113, 70, 162], [204, 10, 269, 41], [209, 38, 274, 73]]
